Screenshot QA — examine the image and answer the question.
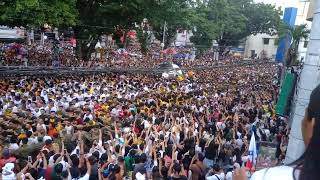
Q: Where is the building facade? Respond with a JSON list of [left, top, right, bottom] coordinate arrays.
[[175, 30, 193, 47], [285, 0, 320, 163], [244, 0, 312, 60]]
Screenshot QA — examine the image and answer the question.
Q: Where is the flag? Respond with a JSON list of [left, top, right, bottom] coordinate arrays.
[[246, 132, 257, 171]]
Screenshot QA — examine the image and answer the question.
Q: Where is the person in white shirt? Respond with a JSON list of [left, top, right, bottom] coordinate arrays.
[[2, 163, 16, 180], [225, 163, 241, 180], [8, 136, 19, 151], [64, 121, 74, 135], [83, 110, 93, 122], [78, 157, 91, 180], [206, 164, 225, 180], [26, 131, 38, 145]]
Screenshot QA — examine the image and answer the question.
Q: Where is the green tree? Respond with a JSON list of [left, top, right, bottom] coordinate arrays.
[[278, 24, 310, 66], [136, 28, 152, 54], [74, 0, 147, 59], [220, 2, 282, 46], [0, 0, 77, 28], [189, 1, 218, 49], [150, 0, 192, 48], [188, 0, 281, 49], [188, 0, 248, 49]]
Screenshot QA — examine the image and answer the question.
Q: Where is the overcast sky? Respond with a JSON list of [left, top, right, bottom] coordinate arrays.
[[253, 0, 304, 8]]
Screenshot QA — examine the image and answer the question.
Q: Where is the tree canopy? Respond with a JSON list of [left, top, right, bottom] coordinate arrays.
[[278, 23, 310, 66], [0, 0, 77, 28], [0, 0, 282, 54], [189, 0, 282, 48]]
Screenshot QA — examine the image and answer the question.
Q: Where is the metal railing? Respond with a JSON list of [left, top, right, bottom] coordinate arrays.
[[0, 60, 276, 76]]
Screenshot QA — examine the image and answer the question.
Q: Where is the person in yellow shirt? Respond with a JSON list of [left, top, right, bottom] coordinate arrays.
[[133, 135, 143, 145], [56, 121, 63, 132], [4, 109, 12, 119]]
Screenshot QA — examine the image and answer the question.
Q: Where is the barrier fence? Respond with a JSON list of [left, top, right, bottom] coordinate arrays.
[[0, 60, 276, 76]]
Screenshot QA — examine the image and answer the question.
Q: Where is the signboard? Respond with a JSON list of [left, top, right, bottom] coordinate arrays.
[[256, 141, 278, 170], [0, 26, 26, 39]]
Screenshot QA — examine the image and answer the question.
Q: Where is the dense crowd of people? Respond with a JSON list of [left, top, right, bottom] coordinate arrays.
[[0, 62, 289, 180], [0, 42, 75, 67], [0, 42, 243, 69]]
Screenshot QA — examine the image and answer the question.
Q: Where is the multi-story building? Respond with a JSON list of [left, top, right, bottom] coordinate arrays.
[[244, 0, 312, 61]]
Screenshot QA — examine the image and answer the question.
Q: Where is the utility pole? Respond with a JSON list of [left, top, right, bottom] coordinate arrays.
[[285, 0, 320, 164], [162, 21, 167, 50]]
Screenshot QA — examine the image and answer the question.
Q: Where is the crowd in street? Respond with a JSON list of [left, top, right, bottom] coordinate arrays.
[[0, 42, 244, 69], [0, 42, 76, 67], [0, 62, 289, 180]]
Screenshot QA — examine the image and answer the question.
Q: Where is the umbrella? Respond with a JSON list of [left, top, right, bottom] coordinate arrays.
[[163, 48, 177, 55], [174, 53, 186, 59], [127, 31, 137, 39]]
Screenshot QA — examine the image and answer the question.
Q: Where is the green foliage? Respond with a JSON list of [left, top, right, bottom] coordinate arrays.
[[150, 0, 191, 48], [278, 24, 310, 66], [243, 3, 282, 36], [0, 0, 78, 28], [136, 28, 151, 54], [0, 0, 282, 57], [189, 0, 281, 47]]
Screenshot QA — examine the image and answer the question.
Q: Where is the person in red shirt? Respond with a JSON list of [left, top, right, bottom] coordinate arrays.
[[0, 148, 16, 169], [47, 123, 58, 138]]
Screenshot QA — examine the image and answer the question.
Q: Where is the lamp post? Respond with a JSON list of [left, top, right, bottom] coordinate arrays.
[[162, 21, 167, 50]]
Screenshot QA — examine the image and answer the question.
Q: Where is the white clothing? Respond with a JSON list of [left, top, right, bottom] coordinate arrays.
[[142, 120, 150, 129], [136, 172, 146, 180], [43, 136, 52, 142], [65, 125, 73, 135], [235, 138, 243, 148], [216, 122, 226, 130], [71, 146, 80, 156], [225, 171, 232, 180], [206, 172, 225, 180], [27, 137, 39, 145], [48, 156, 55, 167], [2, 163, 16, 180], [12, 106, 18, 113], [8, 143, 19, 151], [59, 160, 70, 171], [83, 114, 93, 121], [2, 173, 16, 180], [78, 173, 90, 180], [195, 145, 202, 153], [251, 166, 296, 180]]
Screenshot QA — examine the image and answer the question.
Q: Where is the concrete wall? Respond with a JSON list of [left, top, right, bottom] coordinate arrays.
[[307, 0, 316, 21], [244, 34, 278, 59], [285, 0, 320, 163]]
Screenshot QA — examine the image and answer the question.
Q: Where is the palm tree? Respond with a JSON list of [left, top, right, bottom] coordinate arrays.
[[278, 24, 310, 66]]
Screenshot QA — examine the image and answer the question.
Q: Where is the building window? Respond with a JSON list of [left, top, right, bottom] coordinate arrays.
[[263, 38, 270, 45], [303, 41, 308, 48], [274, 38, 279, 45]]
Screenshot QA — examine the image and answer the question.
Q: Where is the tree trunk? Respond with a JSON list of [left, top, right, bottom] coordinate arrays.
[[76, 38, 98, 61]]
